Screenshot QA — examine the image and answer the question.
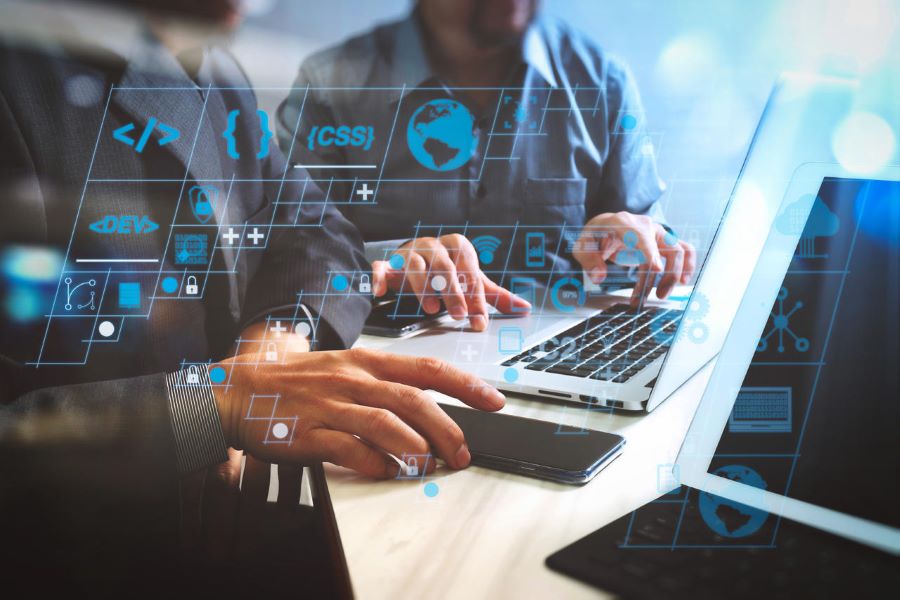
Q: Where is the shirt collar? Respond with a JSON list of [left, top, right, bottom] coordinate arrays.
[[387, 12, 558, 102], [521, 21, 559, 88]]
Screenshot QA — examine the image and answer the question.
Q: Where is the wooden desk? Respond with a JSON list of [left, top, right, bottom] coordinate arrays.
[[322, 328, 714, 599]]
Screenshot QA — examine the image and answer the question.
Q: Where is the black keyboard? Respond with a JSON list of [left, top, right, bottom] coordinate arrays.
[[546, 488, 899, 599], [501, 304, 683, 383]]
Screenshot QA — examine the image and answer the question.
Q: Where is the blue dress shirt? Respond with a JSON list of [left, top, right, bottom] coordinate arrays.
[[277, 11, 665, 282]]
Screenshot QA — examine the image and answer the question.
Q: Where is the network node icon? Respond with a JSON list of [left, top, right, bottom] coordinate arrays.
[[757, 286, 809, 353]]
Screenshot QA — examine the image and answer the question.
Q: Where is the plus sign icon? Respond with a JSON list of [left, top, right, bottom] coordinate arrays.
[[354, 182, 374, 202]]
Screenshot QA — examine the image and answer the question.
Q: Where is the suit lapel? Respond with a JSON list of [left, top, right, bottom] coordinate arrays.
[[113, 40, 224, 186]]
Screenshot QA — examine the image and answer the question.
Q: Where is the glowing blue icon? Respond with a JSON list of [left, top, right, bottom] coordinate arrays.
[[174, 233, 208, 265], [550, 277, 585, 312], [615, 230, 646, 266], [118, 281, 141, 308], [699, 465, 769, 538], [423, 482, 440, 498], [209, 366, 227, 384], [189, 185, 217, 224], [112, 117, 180, 153], [502, 94, 539, 130], [776, 194, 839, 259], [619, 113, 638, 131], [525, 232, 545, 267], [471, 235, 502, 264], [510, 277, 536, 312], [498, 327, 524, 354], [332, 274, 349, 291], [88, 215, 158, 234], [503, 367, 519, 383], [407, 99, 476, 172], [161, 276, 178, 294], [757, 287, 809, 353], [223, 108, 274, 160], [389, 254, 405, 269], [729, 387, 792, 433]]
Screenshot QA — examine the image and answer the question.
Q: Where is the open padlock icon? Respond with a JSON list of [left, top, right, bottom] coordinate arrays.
[[405, 456, 420, 477], [265, 342, 278, 362], [359, 274, 371, 294], [186, 364, 201, 385], [185, 275, 198, 295], [458, 273, 468, 293]]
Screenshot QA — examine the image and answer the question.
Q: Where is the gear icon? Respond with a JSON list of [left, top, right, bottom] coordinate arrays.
[[685, 291, 710, 320]]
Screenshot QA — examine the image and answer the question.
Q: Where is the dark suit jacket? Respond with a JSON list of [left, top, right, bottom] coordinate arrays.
[[0, 30, 370, 587]]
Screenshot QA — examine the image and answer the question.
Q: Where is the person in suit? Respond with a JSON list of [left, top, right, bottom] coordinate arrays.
[[0, 0, 505, 590], [277, 0, 698, 328]]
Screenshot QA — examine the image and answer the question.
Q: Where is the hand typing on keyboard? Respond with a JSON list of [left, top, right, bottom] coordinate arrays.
[[572, 212, 697, 306]]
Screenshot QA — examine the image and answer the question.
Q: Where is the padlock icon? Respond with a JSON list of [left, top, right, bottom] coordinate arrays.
[[359, 274, 371, 294], [186, 364, 200, 385], [265, 342, 278, 362], [185, 275, 199, 296], [405, 456, 419, 477], [458, 274, 468, 293]]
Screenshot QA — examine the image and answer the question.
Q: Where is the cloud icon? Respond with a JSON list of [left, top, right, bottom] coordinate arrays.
[[776, 194, 839, 239]]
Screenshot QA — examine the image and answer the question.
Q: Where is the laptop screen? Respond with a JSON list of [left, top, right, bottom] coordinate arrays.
[[706, 176, 899, 530]]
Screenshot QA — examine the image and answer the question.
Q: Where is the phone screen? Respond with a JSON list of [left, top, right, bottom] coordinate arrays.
[[439, 404, 624, 479]]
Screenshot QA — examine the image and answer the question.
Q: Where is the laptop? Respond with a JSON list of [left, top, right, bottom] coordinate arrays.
[[545, 160, 900, 596], [383, 74, 854, 412]]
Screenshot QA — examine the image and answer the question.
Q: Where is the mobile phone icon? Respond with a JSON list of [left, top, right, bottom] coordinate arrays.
[[525, 232, 545, 267]]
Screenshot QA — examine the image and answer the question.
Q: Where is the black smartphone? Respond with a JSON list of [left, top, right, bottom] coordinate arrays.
[[363, 296, 448, 337], [439, 404, 625, 485]]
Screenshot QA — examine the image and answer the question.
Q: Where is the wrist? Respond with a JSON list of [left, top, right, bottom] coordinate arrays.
[[212, 360, 240, 449]]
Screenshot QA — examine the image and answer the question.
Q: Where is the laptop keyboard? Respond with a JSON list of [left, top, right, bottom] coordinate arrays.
[[501, 304, 683, 383]]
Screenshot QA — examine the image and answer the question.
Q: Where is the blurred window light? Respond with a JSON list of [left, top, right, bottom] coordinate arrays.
[[831, 111, 896, 175]]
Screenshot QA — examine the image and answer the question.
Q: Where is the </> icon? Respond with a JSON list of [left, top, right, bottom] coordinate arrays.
[[113, 117, 180, 153]]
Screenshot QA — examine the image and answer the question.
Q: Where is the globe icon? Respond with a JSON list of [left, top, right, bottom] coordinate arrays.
[[407, 99, 476, 172], [698, 465, 769, 538]]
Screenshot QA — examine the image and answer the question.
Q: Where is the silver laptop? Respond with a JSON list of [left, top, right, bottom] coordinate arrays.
[[383, 74, 858, 412]]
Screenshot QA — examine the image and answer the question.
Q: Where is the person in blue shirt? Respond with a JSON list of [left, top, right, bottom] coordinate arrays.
[[277, 0, 696, 330]]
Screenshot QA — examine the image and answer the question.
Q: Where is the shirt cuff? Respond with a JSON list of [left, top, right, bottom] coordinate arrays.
[[164, 367, 228, 474]]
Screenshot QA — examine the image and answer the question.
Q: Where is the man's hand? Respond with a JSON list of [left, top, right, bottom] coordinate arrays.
[[371, 234, 531, 331], [212, 348, 505, 479], [573, 212, 696, 305]]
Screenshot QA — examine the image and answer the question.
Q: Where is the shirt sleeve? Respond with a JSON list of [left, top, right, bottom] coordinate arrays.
[[164, 366, 228, 474], [590, 55, 667, 224]]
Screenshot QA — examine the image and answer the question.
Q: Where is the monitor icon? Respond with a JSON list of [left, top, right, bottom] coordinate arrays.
[[728, 386, 792, 433]]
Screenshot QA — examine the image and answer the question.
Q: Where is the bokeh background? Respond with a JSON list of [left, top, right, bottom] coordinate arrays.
[[234, 0, 900, 248]]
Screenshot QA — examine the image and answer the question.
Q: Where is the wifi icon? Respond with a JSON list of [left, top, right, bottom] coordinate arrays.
[[471, 235, 502, 264]]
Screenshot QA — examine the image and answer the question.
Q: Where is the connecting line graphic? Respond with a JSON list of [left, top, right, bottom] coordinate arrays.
[[244, 394, 298, 444], [35, 84, 667, 368]]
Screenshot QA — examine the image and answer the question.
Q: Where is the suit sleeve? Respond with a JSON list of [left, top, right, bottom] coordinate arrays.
[[243, 98, 371, 350]]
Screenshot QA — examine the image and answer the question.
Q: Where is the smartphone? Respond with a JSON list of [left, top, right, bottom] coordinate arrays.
[[363, 296, 448, 337], [439, 404, 625, 485], [525, 232, 545, 267]]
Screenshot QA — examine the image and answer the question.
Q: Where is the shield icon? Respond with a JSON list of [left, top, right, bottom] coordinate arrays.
[[189, 185, 217, 224]]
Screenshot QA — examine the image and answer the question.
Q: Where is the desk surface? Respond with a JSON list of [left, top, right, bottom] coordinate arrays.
[[324, 322, 713, 599]]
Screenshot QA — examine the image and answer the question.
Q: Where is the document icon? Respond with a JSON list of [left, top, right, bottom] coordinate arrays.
[[498, 327, 524, 354]]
